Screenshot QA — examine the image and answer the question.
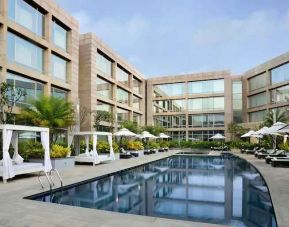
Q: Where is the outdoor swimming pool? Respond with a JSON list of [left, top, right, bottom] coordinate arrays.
[[28, 155, 277, 226]]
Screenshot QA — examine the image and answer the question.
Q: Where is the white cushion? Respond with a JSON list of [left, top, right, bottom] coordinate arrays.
[[0, 160, 2, 166], [13, 154, 24, 165]]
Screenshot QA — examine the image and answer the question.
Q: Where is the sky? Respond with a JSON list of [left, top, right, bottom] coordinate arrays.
[[54, 0, 289, 78]]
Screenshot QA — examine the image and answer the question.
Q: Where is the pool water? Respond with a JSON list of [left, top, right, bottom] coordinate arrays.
[[29, 155, 277, 226]]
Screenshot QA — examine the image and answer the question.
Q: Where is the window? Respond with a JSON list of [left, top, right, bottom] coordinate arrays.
[[154, 115, 186, 128], [133, 95, 141, 110], [248, 73, 267, 91], [7, 32, 44, 72], [153, 99, 186, 113], [248, 92, 266, 108], [153, 83, 185, 97], [188, 130, 224, 141], [117, 66, 129, 86], [96, 77, 112, 99], [97, 101, 112, 112], [188, 114, 224, 128], [249, 110, 266, 122], [133, 77, 141, 94], [133, 112, 141, 125], [51, 54, 67, 81], [271, 85, 289, 104], [7, 72, 44, 106], [117, 88, 129, 105], [188, 79, 224, 94], [117, 108, 129, 123], [96, 52, 112, 77], [271, 63, 289, 84], [232, 81, 243, 123], [8, 0, 44, 37], [188, 97, 224, 112], [52, 20, 68, 51], [51, 87, 67, 100], [169, 131, 186, 141]]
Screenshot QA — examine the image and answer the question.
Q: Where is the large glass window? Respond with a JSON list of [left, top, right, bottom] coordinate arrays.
[[153, 99, 186, 113], [188, 79, 224, 94], [52, 20, 68, 51], [271, 62, 289, 84], [96, 52, 112, 77], [271, 85, 289, 104], [51, 54, 67, 81], [7, 32, 44, 72], [133, 77, 141, 94], [117, 88, 129, 105], [133, 112, 141, 125], [133, 95, 141, 110], [51, 87, 67, 100], [96, 77, 112, 99], [232, 81, 243, 123], [7, 72, 44, 106], [249, 110, 266, 122], [153, 83, 185, 97], [169, 131, 186, 141], [248, 73, 267, 91], [117, 108, 129, 123], [188, 130, 224, 141], [8, 0, 44, 37], [248, 92, 267, 108], [188, 114, 224, 128], [97, 101, 112, 113], [188, 97, 224, 112], [154, 115, 186, 128], [117, 66, 129, 86]]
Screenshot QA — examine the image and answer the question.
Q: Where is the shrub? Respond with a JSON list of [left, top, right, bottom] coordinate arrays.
[[126, 140, 144, 150], [18, 140, 44, 160], [144, 141, 160, 149], [190, 141, 221, 149], [279, 142, 289, 152], [50, 144, 71, 158], [96, 141, 119, 153], [159, 141, 169, 148]]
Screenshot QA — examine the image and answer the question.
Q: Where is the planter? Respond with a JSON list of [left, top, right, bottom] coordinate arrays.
[[29, 157, 75, 171]]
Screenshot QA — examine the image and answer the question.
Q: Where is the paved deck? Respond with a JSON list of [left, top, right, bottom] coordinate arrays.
[[0, 150, 288, 227]]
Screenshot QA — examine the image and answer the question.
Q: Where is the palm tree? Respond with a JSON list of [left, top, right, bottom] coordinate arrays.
[[262, 109, 288, 127], [17, 96, 75, 144]]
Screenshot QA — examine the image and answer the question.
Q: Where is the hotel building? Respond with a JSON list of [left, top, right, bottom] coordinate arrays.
[[79, 33, 145, 131], [0, 0, 79, 109]]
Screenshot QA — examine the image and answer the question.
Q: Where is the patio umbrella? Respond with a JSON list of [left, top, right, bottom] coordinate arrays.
[[114, 128, 136, 137], [158, 133, 170, 139], [251, 127, 269, 138], [241, 130, 255, 138], [262, 122, 286, 151], [210, 133, 226, 140], [141, 131, 157, 139]]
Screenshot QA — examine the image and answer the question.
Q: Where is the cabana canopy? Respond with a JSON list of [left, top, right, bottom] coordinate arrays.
[[0, 124, 51, 182]]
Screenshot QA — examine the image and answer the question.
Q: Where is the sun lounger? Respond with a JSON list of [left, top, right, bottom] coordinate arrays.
[[271, 157, 289, 167], [241, 146, 259, 154], [119, 148, 133, 159], [246, 147, 264, 154], [158, 148, 165, 152], [144, 149, 152, 155], [265, 150, 286, 164], [255, 149, 276, 159]]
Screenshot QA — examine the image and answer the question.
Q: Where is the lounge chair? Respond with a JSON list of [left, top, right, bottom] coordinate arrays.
[[119, 148, 133, 159], [211, 145, 229, 151], [241, 146, 259, 154], [255, 149, 275, 159], [158, 148, 165, 152], [246, 147, 264, 154], [144, 149, 152, 155], [164, 147, 169, 152], [265, 150, 286, 164], [150, 149, 157, 154], [271, 157, 289, 167]]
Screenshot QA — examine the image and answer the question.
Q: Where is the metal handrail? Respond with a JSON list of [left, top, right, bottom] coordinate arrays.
[[38, 170, 53, 191], [49, 168, 63, 188]]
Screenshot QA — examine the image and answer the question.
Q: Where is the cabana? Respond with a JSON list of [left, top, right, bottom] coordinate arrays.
[[72, 131, 115, 165], [0, 124, 51, 183]]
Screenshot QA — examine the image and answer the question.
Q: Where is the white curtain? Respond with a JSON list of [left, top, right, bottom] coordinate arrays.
[[85, 135, 90, 156], [41, 131, 52, 172], [2, 129, 15, 180], [108, 135, 115, 160], [91, 134, 98, 162], [11, 131, 18, 156]]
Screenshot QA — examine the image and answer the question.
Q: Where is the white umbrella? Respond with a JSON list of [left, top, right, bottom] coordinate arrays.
[[210, 133, 226, 140], [159, 133, 170, 139], [277, 124, 289, 133], [241, 130, 255, 138], [263, 122, 286, 135], [141, 131, 157, 139], [251, 127, 268, 138], [114, 128, 136, 137]]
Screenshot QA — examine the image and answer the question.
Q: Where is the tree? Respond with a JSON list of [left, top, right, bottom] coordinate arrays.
[[141, 125, 166, 136], [17, 96, 75, 144], [227, 122, 246, 140], [93, 110, 115, 132], [120, 120, 141, 134], [262, 109, 288, 127], [0, 82, 26, 124]]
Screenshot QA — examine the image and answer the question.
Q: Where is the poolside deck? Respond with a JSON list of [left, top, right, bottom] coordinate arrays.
[[0, 150, 288, 227]]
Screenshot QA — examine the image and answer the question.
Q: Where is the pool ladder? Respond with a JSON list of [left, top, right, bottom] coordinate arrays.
[[38, 168, 63, 192]]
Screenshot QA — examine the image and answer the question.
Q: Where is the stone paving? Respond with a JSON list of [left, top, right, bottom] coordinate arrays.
[[0, 150, 288, 227]]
